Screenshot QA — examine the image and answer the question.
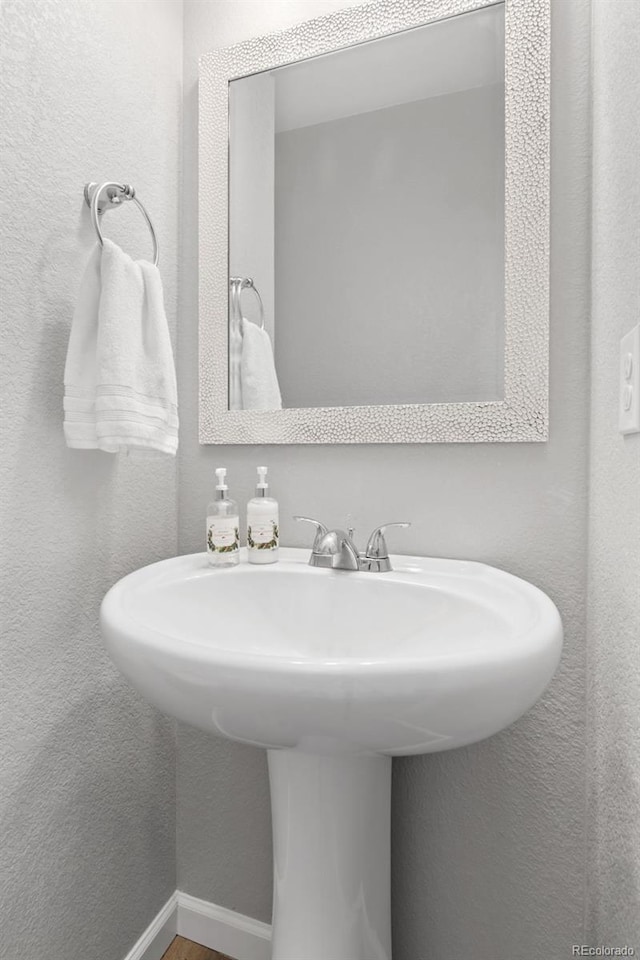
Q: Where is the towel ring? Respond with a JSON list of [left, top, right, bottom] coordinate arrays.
[[230, 276, 265, 331], [84, 181, 159, 267]]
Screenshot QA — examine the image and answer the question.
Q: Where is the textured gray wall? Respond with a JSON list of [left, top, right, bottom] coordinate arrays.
[[274, 84, 504, 407], [587, 0, 640, 946], [179, 2, 591, 958], [0, 2, 181, 958]]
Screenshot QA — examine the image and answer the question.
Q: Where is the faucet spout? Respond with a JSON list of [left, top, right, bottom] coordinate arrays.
[[313, 529, 360, 571]]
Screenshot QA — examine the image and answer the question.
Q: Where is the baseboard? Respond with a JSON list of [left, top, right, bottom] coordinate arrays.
[[121, 890, 271, 960], [122, 893, 177, 960], [176, 891, 272, 960]]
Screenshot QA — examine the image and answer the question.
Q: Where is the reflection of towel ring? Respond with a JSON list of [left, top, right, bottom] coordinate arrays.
[[84, 181, 159, 267], [230, 276, 265, 330]]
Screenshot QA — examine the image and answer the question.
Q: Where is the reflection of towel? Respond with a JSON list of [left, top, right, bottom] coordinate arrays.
[[240, 318, 282, 410], [64, 239, 178, 455], [229, 311, 243, 410]]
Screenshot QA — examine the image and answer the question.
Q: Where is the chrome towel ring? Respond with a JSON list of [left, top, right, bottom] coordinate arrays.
[[230, 276, 265, 330], [84, 181, 159, 267]]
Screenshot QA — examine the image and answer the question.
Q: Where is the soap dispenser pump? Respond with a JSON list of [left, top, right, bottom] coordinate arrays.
[[247, 466, 279, 564], [206, 467, 240, 567]]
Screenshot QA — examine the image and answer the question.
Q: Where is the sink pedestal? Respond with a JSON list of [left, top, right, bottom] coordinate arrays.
[[268, 749, 392, 960]]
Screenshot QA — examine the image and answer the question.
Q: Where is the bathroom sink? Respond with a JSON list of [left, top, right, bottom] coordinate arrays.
[[101, 548, 562, 756], [100, 548, 562, 960]]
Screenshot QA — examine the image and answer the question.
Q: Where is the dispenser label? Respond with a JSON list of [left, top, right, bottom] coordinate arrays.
[[207, 516, 240, 554], [247, 519, 279, 551]]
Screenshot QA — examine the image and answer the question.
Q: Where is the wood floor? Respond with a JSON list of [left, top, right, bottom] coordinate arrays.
[[161, 935, 234, 960]]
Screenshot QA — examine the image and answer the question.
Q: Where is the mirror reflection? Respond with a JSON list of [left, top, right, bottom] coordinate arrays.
[[229, 4, 505, 411]]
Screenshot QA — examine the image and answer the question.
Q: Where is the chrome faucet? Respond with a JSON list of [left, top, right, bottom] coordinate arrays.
[[294, 517, 410, 572]]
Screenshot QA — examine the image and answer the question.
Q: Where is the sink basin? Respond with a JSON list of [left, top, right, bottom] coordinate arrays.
[[101, 548, 562, 960], [101, 549, 561, 755]]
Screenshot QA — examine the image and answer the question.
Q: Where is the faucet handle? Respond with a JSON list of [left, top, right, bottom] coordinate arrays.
[[365, 522, 411, 559], [293, 516, 329, 551]]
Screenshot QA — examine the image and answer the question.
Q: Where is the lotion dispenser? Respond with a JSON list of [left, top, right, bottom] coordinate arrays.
[[206, 468, 240, 567], [247, 466, 279, 564]]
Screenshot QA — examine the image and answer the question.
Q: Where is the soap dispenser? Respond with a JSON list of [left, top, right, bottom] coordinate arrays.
[[247, 466, 279, 564], [206, 468, 240, 567]]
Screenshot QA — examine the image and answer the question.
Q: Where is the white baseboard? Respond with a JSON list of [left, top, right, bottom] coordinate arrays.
[[121, 890, 272, 960], [122, 893, 177, 960], [177, 891, 272, 960]]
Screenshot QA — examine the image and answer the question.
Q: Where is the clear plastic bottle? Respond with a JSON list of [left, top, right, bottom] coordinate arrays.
[[206, 467, 240, 567], [247, 466, 279, 565]]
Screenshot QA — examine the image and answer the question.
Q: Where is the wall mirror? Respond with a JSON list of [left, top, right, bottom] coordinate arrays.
[[199, 0, 550, 444]]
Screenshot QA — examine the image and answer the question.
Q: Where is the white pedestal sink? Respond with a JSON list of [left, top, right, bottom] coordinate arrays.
[[100, 549, 562, 960]]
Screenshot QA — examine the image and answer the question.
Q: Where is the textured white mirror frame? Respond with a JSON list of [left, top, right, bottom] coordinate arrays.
[[199, 0, 550, 444]]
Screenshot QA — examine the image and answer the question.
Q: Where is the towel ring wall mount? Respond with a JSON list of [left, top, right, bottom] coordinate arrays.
[[84, 181, 159, 267], [230, 276, 265, 330]]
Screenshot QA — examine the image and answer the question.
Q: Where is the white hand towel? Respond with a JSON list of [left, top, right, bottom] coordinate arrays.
[[240, 318, 282, 411], [64, 239, 178, 455]]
